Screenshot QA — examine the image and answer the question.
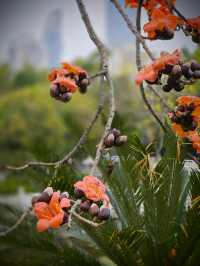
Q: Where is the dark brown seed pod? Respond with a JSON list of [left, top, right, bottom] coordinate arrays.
[[115, 135, 128, 146], [31, 195, 41, 206], [38, 191, 51, 203], [171, 65, 182, 78], [163, 84, 172, 92], [177, 105, 186, 112], [61, 92, 72, 102], [192, 34, 200, 43], [74, 188, 85, 198], [181, 63, 191, 76], [89, 203, 100, 217], [111, 128, 121, 138], [80, 200, 91, 212], [43, 187, 54, 196], [174, 83, 184, 92], [191, 61, 200, 71], [162, 64, 173, 74], [60, 192, 69, 200], [50, 83, 60, 98], [193, 70, 200, 79], [104, 133, 115, 148], [98, 208, 110, 220], [62, 212, 69, 225]]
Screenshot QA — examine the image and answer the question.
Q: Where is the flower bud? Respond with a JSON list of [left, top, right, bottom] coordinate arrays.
[[171, 65, 182, 78], [38, 191, 51, 203], [89, 203, 100, 217], [43, 187, 54, 197], [79, 79, 90, 94], [104, 133, 115, 148], [74, 188, 85, 198], [193, 70, 200, 79], [115, 135, 128, 146], [111, 128, 121, 138], [50, 83, 60, 98], [80, 200, 91, 212], [62, 92, 72, 102], [60, 192, 69, 200], [98, 207, 110, 220], [191, 60, 200, 71], [62, 212, 69, 225], [31, 195, 40, 206]]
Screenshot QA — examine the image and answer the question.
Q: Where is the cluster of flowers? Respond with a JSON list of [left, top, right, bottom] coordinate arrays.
[[104, 128, 128, 148], [168, 96, 200, 154], [32, 176, 111, 232], [74, 175, 111, 220], [184, 17, 200, 44], [135, 50, 200, 92], [125, 0, 200, 43], [48, 62, 90, 103]]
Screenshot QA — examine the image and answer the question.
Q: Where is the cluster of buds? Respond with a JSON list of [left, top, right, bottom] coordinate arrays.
[[169, 96, 200, 155], [184, 17, 200, 44], [32, 176, 111, 232], [32, 187, 71, 232], [104, 128, 128, 148], [74, 176, 111, 221], [162, 60, 200, 92], [48, 62, 90, 103], [168, 103, 197, 132]]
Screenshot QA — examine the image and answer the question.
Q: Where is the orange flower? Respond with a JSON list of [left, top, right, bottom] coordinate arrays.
[[125, 0, 138, 8], [74, 176, 109, 204], [144, 0, 176, 14], [187, 16, 200, 33], [62, 62, 87, 76], [177, 96, 200, 107], [171, 123, 191, 138], [144, 7, 182, 39], [135, 49, 181, 85], [33, 191, 70, 232], [52, 76, 77, 93]]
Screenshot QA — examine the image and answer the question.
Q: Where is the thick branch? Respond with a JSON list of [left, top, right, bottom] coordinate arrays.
[[110, 0, 155, 61], [76, 0, 115, 175], [76, 0, 108, 69]]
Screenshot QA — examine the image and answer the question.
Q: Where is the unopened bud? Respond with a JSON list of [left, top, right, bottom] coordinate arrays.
[[89, 203, 100, 217], [115, 135, 128, 146], [104, 133, 115, 148], [98, 207, 110, 220]]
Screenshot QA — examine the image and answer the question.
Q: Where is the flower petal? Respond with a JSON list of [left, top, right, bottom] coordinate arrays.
[[49, 212, 64, 228], [33, 202, 53, 220], [37, 219, 50, 232], [60, 198, 71, 209]]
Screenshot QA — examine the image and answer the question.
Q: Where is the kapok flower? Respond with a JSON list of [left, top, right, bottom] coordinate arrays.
[[143, 7, 182, 40], [33, 191, 70, 232], [186, 16, 200, 33], [74, 176, 109, 204], [135, 49, 181, 86], [125, 0, 138, 8]]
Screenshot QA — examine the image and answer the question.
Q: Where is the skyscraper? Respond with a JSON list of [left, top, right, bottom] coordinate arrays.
[[44, 9, 62, 67]]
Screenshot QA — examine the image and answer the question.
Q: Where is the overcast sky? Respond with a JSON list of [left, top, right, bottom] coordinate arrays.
[[0, 0, 200, 64]]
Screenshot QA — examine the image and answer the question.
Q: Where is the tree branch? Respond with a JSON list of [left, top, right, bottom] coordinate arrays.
[[0, 208, 31, 237], [76, 0, 115, 175], [110, 0, 155, 61], [136, 0, 166, 132]]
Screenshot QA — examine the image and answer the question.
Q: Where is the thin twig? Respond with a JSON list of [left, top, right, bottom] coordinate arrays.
[[5, 74, 106, 171], [110, 0, 155, 61], [136, 0, 166, 132], [0, 208, 31, 237], [67, 199, 81, 228], [76, 0, 115, 175]]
